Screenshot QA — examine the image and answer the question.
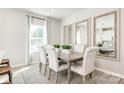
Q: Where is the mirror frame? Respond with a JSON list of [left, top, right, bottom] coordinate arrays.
[[63, 24, 73, 45], [93, 10, 120, 61], [75, 19, 90, 46]]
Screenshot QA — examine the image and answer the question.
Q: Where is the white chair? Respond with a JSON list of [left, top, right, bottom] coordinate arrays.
[[44, 44, 54, 50], [47, 48, 68, 83], [71, 47, 99, 83], [43, 44, 59, 56], [39, 47, 48, 76], [74, 45, 86, 55]]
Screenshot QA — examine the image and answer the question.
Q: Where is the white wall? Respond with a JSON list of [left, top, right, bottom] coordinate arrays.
[[0, 9, 27, 67], [62, 8, 124, 75], [48, 17, 61, 44], [0, 8, 61, 67]]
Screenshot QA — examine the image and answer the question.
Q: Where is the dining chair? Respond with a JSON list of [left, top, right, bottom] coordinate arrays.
[[74, 45, 86, 55], [47, 48, 68, 84], [71, 47, 99, 84], [44, 44, 54, 50], [39, 47, 48, 76]]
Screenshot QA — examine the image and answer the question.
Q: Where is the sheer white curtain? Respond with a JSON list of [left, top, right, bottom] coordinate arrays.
[[30, 17, 47, 52], [26, 15, 48, 64]]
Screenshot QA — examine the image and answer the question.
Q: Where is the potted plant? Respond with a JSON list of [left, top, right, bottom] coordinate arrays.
[[53, 44, 60, 48], [62, 45, 72, 54], [53, 44, 61, 53]]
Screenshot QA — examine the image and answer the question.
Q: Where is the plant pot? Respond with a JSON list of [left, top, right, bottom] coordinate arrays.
[[55, 48, 61, 53], [62, 49, 72, 54]]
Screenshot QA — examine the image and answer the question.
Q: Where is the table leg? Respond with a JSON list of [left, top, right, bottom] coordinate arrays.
[[68, 62, 71, 84]]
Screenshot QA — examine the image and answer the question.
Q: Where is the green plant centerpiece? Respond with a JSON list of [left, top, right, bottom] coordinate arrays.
[[62, 45, 72, 49], [53, 44, 60, 48], [62, 45, 72, 54], [53, 44, 61, 54]]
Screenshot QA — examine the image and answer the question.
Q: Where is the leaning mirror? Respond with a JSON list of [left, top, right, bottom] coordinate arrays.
[[64, 24, 73, 45], [94, 11, 119, 60], [75, 19, 89, 46]]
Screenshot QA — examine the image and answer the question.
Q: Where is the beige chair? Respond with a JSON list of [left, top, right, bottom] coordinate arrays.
[[47, 48, 68, 84], [39, 47, 48, 76], [71, 47, 99, 83], [74, 45, 86, 55]]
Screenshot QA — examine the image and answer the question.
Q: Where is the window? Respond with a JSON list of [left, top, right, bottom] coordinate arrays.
[[29, 17, 47, 52]]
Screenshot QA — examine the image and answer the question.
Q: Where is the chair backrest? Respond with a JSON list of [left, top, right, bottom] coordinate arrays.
[[74, 45, 86, 55], [44, 44, 54, 50], [47, 48, 59, 72], [44, 45, 54, 54], [39, 47, 47, 65], [82, 47, 99, 76]]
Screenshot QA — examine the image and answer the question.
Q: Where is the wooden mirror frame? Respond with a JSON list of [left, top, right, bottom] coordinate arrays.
[[63, 24, 73, 45], [93, 10, 120, 61], [75, 19, 90, 46]]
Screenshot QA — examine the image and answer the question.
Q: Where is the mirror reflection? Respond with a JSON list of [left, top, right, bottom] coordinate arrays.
[[64, 24, 73, 44], [75, 20, 89, 45], [94, 12, 117, 58]]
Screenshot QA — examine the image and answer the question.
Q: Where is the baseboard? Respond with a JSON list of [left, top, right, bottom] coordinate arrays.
[[95, 67, 124, 79]]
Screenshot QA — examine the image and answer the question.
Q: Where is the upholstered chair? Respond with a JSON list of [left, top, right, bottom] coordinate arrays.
[[71, 47, 99, 84], [39, 47, 48, 76], [74, 45, 86, 55], [47, 48, 68, 84]]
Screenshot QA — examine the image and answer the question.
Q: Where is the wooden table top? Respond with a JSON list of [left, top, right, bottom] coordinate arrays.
[[59, 52, 83, 62]]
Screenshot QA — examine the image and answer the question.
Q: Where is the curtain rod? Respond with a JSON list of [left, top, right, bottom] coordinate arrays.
[[31, 16, 46, 20], [26, 15, 47, 20]]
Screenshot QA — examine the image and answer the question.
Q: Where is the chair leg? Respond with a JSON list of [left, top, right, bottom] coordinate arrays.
[[82, 76, 86, 84], [89, 73, 92, 78], [90, 72, 94, 84], [39, 63, 42, 72], [8, 72, 12, 83], [55, 72, 59, 84], [44, 65, 47, 76], [48, 68, 51, 80]]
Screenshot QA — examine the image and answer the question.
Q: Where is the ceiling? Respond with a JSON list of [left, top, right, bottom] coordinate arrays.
[[24, 8, 84, 20]]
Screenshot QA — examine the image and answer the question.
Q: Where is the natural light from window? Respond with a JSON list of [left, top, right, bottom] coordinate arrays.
[[29, 24, 47, 53]]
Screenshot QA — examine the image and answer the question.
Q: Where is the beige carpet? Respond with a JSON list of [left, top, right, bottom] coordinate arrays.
[[13, 64, 122, 84], [0, 63, 122, 84]]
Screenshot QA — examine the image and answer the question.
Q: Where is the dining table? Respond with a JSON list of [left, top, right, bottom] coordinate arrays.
[[58, 52, 83, 83]]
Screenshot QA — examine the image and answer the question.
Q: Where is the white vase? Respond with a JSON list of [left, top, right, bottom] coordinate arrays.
[[55, 48, 60, 52], [62, 49, 71, 54]]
